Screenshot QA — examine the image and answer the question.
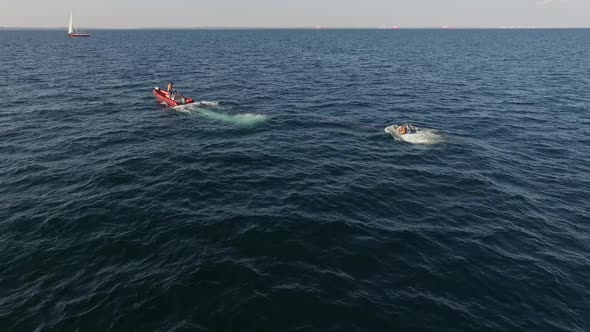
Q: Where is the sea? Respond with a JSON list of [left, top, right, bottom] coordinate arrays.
[[0, 29, 589, 331]]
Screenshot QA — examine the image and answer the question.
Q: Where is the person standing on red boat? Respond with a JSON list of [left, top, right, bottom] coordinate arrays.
[[167, 82, 175, 99]]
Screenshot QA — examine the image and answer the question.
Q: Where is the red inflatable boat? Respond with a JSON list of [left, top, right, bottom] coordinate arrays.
[[153, 87, 195, 107]]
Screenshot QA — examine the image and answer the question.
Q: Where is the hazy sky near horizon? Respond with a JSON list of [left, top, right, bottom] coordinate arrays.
[[1, 0, 589, 28]]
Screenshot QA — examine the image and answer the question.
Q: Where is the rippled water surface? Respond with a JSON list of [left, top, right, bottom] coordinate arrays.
[[1, 29, 589, 331]]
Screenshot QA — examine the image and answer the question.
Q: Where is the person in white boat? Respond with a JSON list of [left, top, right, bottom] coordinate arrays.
[[396, 124, 416, 135]]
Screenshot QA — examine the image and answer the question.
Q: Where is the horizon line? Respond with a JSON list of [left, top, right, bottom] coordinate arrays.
[[2, 26, 590, 30]]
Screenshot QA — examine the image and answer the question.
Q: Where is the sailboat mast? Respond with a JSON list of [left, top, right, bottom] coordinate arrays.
[[68, 12, 74, 34], [67, 10, 90, 37]]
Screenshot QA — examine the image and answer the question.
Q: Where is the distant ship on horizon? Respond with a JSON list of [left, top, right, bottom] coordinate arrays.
[[68, 12, 90, 37]]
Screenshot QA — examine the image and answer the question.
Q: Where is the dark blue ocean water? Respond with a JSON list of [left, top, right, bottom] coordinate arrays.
[[1, 29, 589, 331]]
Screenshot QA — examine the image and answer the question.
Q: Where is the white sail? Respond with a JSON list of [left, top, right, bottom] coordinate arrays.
[[68, 12, 75, 34], [67, 11, 90, 36]]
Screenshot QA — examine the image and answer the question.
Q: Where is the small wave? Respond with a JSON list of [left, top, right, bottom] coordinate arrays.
[[385, 124, 444, 144], [172, 104, 193, 114], [195, 101, 222, 109]]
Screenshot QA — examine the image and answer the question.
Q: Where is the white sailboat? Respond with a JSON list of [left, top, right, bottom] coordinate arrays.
[[68, 12, 90, 37]]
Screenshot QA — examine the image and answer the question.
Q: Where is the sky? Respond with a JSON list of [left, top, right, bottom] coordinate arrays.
[[0, 0, 589, 28]]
